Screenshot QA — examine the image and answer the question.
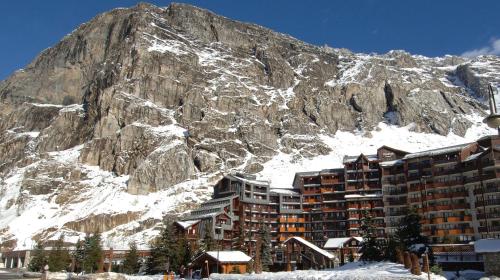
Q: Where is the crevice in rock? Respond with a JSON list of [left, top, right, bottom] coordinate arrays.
[[253, 46, 272, 76], [383, 82, 399, 125], [193, 156, 201, 171], [302, 105, 319, 126], [440, 91, 455, 109], [349, 95, 363, 113], [104, 22, 117, 58], [209, 17, 219, 42]]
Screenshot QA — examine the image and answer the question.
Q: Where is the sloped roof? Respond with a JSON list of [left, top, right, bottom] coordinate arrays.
[[175, 220, 200, 229], [284, 236, 335, 259], [324, 237, 363, 249], [474, 239, 500, 253], [403, 143, 470, 160], [206, 251, 252, 262]]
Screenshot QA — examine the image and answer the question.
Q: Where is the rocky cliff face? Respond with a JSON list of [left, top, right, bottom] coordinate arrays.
[[0, 3, 499, 249]]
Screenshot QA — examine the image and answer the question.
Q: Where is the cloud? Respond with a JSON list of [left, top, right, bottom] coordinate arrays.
[[462, 38, 500, 57]]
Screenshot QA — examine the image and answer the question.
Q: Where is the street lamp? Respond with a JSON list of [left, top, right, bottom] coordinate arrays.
[[483, 84, 500, 135], [215, 223, 221, 274]]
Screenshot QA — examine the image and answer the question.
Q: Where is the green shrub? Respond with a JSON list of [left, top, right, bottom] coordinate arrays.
[[430, 264, 443, 275]]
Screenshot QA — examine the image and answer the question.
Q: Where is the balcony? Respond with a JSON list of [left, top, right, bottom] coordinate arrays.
[[476, 199, 500, 207], [321, 178, 342, 185], [385, 188, 408, 196], [477, 212, 500, 219], [425, 193, 450, 200], [386, 199, 407, 206], [433, 168, 460, 176], [322, 207, 345, 212], [279, 227, 305, 233], [409, 197, 422, 203], [409, 185, 423, 192], [474, 186, 500, 195]]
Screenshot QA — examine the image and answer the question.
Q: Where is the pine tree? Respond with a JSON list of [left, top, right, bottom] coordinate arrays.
[[395, 208, 427, 250], [382, 237, 401, 262], [395, 208, 430, 256], [259, 224, 272, 272], [359, 210, 382, 262], [146, 221, 179, 274], [48, 234, 71, 272], [201, 223, 215, 252], [123, 241, 141, 275], [177, 236, 192, 268], [82, 232, 103, 273], [28, 241, 47, 272], [72, 238, 85, 273], [233, 222, 245, 251]]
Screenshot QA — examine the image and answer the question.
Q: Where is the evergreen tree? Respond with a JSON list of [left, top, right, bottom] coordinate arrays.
[[233, 222, 246, 251], [28, 241, 47, 272], [82, 232, 103, 273], [72, 238, 85, 273], [382, 237, 401, 262], [259, 224, 272, 272], [177, 236, 192, 268], [123, 241, 141, 275], [48, 234, 71, 272], [395, 208, 427, 250], [200, 223, 215, 252], [359, 210, 383, 262], [146, 221, 179, 274]]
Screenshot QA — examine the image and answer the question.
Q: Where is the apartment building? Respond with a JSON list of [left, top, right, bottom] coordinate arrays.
[[381, 135, 500, 243], [177, 135, 500, 255], [176, 173, 307, 255], [292, 169, 346, 245]]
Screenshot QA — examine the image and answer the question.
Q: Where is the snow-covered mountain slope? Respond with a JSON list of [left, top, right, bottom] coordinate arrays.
[[0, 2, 499, 249]]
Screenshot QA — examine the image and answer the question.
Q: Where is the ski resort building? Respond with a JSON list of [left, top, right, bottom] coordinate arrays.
[[177, 135, 500, 268], [381, 135, 500, 243]]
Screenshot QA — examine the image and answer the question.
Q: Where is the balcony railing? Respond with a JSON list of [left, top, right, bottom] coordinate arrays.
[[476, 199, 500, 207], [477, 212, 500, 219], [474, 186, 500, 195]]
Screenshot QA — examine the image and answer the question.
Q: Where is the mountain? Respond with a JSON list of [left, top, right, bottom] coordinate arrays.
[[0, 2, 498, 249]]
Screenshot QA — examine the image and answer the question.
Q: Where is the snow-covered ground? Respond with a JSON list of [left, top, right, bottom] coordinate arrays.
[[203, 262, 444, 280]]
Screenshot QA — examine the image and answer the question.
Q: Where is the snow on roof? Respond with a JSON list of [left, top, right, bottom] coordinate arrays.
[[379, 159, 404, 167], [403, 143, 470, 160], [284, 236, 335, 259], [227, 174, 269, 186], [175, 220, 200, 229], [270, 188, 300, 195], [206, 251, 252, 263], [344, 193, 382, 199], [464, 151, 484, 162], [343, 154, 378, 164], [474, 239, 500, 253], [324, 237, 363, 249], [324, 238, 350, 249]]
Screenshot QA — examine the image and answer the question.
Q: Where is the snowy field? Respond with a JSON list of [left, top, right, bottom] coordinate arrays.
[[207, 262, 445, 280]]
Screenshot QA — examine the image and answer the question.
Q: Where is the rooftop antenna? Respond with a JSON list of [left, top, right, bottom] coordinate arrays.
[[483, 83, 500, 135]]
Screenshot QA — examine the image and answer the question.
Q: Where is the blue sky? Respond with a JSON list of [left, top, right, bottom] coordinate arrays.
[[1, 0, 499, 80]]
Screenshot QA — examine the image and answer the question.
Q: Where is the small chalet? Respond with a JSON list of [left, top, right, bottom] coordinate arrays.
[[323, 236, 363, 263], [283, 236, 335, 270], [474, 239, 500, 276], [191, 251, 252, 277]]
